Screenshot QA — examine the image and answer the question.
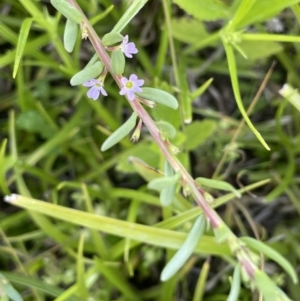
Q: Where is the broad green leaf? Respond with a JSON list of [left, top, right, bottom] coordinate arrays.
[[185, 120, 216, 150], [279, 83, 300, 112], [161, 216, 206, 281], [102, 32, 123, 46], [156, 121, 177, 139], [4, 194, 229, 256], [13, 18, 33, 79], [16, 110, 54, 139], [50, 0, 83, 23], [226, 265, 241, 301], [63, 19, 78, 53], [112, 0, 148, 33], [236, 0, 300, 28], [160, 161, 177, 206], [237, 40, 282, 60], [148, 172, 180, 191], [222, 42, 270, 150], [195, 177, 241, 198], [173, 0, 229, 21], [101, 112, 137, 151], [70, 61, 104, 86], [137, 87, 178, 110], [171, 18, 209, 44], [111, 50, 125, 75], [0, 273, 23, 301], [241, 237, 298, 284]]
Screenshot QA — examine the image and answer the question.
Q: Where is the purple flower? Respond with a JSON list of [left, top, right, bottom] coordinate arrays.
[[120, 35, 138, 58], [83, 79, 107, 100], [119, 74, 144, 101]]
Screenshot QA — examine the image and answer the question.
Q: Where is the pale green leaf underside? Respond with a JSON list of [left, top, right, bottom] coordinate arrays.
[[70, 61, 104, 86], [63, 19, 78, 53], [195, 177, 241, 198], [161, 216, 206, 281], [101, 112, 137, 151], [111, 49, 125, 75], [137, 87, 178, 110], [50, 0, 83, 23]]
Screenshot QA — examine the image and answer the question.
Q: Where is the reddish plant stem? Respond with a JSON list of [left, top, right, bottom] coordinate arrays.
[[68, 0, 221, 228]]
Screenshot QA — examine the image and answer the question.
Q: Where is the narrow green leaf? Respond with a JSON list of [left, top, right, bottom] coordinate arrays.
[[70, 61, 104, 86], [160, 161, 176, 206], [148, 172, 180, 191], [13, 18, 33, 78], [229, 0, 256, 29], [253, 271, 278, 301], [111, 50, 125, 75], [2, 272, 84, 301], [50, 0, 83, 23], [101, 112, 137, 151], [241, 237, 298, 284], [102, 32, 123, 46], [222, 42, 270, 150], [136, 87, 178, 110], [156, 121, 177, 139], [226, 265, 241, 301], [161, 216, 206, 281], [0, 139, 10, 194], [0, 273, 23, 301], [63, 19, 78, 53], [195, 177, 241, 198], [173, 0, 228, 21], [112, 0, 148, 33], [279, 83, 300, 112], [4, 194, 228, 256], [190, 78, 213, 100], [76, 234, 88, 299]]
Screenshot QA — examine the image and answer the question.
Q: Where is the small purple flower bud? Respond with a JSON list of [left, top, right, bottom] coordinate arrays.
[[120, 35, 138, 58], [82, 79, 107, 100], [119, 74, 144, 101]]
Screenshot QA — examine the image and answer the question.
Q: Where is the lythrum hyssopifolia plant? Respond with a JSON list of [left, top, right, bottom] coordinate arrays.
[[1, 0, 300, 300]]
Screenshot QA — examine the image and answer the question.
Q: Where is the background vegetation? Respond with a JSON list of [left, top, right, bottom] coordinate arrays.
[[1, 0, 300, 300]]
